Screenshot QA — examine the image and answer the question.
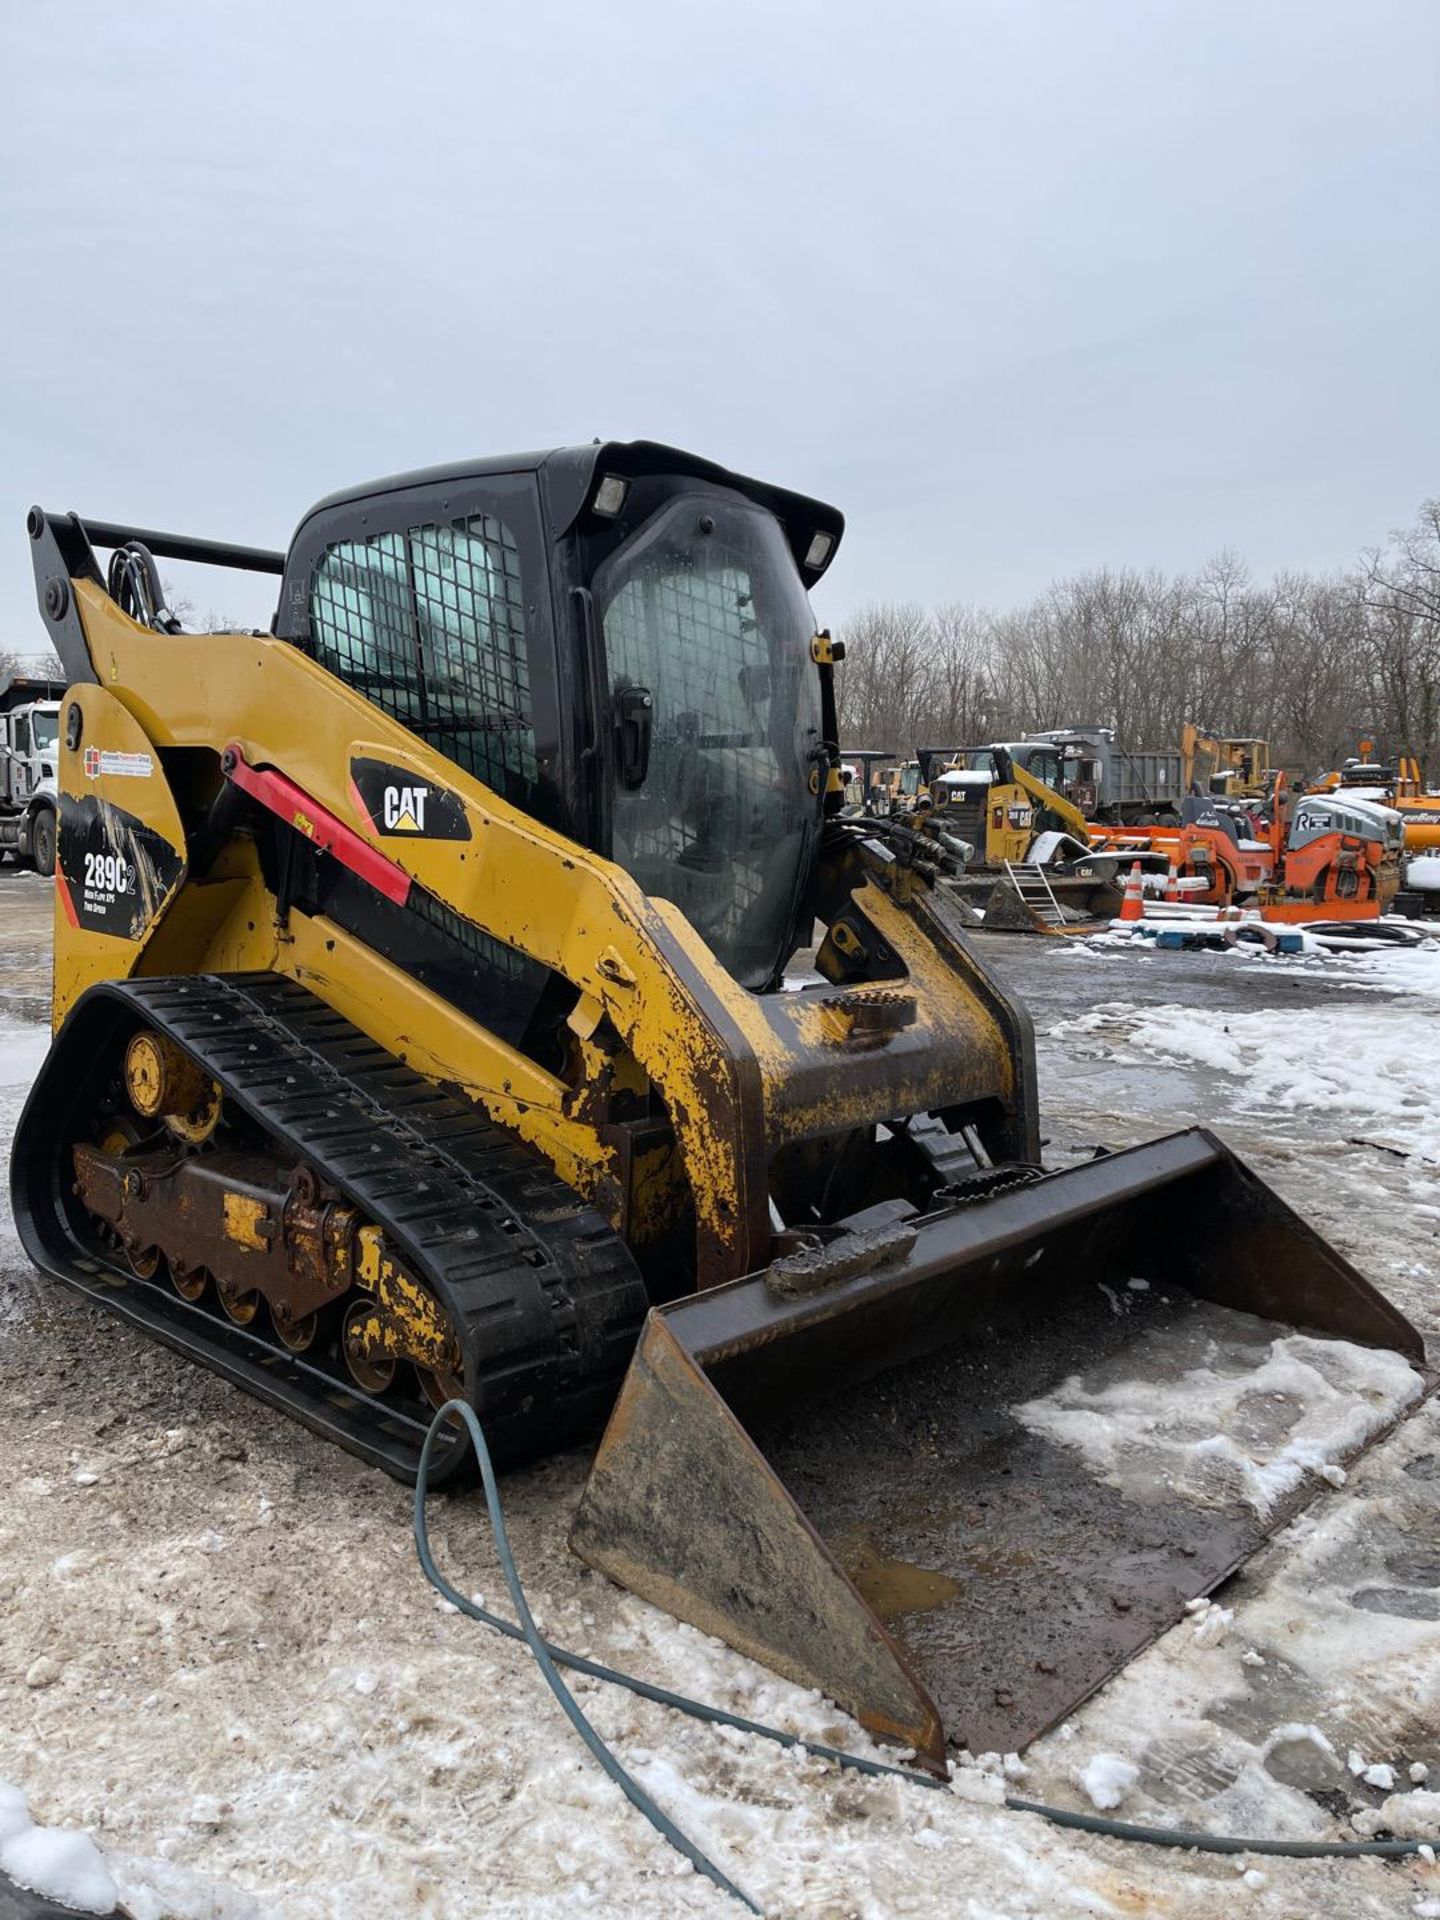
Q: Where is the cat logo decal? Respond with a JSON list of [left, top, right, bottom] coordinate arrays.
[[350, 759, 471, 842]]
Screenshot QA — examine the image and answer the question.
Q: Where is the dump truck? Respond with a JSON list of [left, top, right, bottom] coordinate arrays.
[[16, 445, 1426, 1769], [1018, 725, 1273, 823], [0, 673, 66, 873], [1018, 725, 1185, 822]]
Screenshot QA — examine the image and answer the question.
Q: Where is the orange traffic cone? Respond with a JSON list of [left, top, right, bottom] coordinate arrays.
[[1165, 860, 1180, 903], [1120, 861, 1145, 923]]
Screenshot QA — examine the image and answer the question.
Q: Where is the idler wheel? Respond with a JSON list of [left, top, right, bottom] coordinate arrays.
[[169, 1257, 207, 1304], [216, 1274, 261, 1325], [273, 1306, 319, 1353], [124, 1030, 221, 1144], [418, 1361, 466, 1415], [342, 1299, 396, 1394]]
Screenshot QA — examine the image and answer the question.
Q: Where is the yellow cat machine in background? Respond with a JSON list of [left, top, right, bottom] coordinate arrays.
[[16, 443, 1423, 1768], [1180, 725, 1272, 803], [920, 743, 1127, 930]]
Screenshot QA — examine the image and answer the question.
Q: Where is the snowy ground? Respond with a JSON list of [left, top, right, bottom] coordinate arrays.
[[1, 869, 1438, 1919]]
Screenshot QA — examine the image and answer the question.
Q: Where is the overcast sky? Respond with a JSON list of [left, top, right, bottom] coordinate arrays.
[[2, 0, 1437, 646]]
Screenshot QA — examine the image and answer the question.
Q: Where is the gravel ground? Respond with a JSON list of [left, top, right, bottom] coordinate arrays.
[[1, 877, 1437, 1919]]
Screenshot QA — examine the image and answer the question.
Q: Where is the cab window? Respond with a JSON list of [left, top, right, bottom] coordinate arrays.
[[309, 515, 540, 814]]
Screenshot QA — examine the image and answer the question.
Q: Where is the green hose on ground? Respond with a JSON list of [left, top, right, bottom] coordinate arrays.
[[415, 1403, 1435, 1912]]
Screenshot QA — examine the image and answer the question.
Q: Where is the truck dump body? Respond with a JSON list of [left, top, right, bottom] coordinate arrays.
[[1021, 729, 1185, 821]]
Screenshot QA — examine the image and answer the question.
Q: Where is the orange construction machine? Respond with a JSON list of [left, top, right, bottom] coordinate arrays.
[[1087, 778, 1401, 920], [1311, 744, 1440, 916]]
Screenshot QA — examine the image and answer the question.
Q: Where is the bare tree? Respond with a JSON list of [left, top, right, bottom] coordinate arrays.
[[835, 491, 1440, 781]]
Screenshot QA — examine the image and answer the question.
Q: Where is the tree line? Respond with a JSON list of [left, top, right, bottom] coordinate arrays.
[[0, 648, 64, 686], [835, 497, 1440, 780]]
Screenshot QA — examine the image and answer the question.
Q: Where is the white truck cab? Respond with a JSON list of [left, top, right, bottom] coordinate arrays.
[[0, 675, 66, 874]]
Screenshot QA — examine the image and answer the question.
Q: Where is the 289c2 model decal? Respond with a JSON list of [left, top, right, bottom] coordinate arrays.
[[350, 758, 472, 841], [59, 793, 185, 941]]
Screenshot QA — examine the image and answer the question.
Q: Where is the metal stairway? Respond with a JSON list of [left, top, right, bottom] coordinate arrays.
[[1002, 859, 1069, 927]]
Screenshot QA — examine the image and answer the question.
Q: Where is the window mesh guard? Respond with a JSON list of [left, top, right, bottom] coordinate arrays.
[[309, 515, 539, 811], [308, 514, 541, 987]]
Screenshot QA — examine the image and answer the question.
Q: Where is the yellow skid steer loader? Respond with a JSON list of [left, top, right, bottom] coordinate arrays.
[[16, 443, 1425, 1770]]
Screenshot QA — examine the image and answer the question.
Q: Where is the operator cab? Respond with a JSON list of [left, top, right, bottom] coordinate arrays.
[[279, 442, 844, 993]]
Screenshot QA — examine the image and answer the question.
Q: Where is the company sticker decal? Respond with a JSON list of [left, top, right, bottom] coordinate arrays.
[[83, 747, 154, 780], [349, 757, 472, 841]]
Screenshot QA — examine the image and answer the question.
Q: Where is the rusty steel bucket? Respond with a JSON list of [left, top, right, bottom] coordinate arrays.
[[571, 1130, 1426, 1770]]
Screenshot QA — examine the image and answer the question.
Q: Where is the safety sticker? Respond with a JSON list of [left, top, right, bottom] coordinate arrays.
[[83, 747, 154, 780]]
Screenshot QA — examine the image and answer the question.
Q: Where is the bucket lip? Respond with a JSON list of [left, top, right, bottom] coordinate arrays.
[[572, 1308, 953, 1769], [651, 1124, 1426, 1370], [656, 1128, 1232, 1365]]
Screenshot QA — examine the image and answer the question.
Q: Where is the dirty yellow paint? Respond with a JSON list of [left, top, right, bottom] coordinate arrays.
[[347, 1226, 455, 1368], [355, 1225, 383, 1291], [222, 1192, 270, 1252], [51, 683, 190, 1026]]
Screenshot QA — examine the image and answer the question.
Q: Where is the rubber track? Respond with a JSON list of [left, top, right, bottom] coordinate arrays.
[[11, 973, 648, 1483]]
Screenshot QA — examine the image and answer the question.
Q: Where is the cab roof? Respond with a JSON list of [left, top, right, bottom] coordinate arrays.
[[290, 439, 844, 585]]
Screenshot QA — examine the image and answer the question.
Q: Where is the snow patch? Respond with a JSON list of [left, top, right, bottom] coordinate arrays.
[[1050, 957, 1440, 1161], [0, 1782, 117, 1915], [1015, 1321, 1422, 1517], [1352, 1787, 1440, 1838], [0, 1783, 30, 1844], [1077, 1754, 1138, 1810], [1191, 1602, 1234, 1648], [1258, 1723, 1335, 1763], [0, 1026, 54, 1090], [949, 1764, 1006, 1806]]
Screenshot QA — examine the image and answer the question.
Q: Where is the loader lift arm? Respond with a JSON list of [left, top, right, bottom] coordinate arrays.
[[992, 744, 1093, 844]]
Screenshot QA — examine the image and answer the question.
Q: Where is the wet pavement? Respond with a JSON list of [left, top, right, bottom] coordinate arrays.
[[0, 872, 53, 1025]]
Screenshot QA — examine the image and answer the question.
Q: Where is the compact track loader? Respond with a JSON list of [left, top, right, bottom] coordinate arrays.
[[16, 445, 1426, 1769], [918, 744, 1125, 931]]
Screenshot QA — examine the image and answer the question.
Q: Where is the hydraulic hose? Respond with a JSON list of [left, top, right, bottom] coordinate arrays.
[[415, 1403, 1436, 1911]]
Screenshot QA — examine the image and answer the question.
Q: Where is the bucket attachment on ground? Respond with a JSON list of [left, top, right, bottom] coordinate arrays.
[[976, 869, 1123, 933], [572, 1130, 1426, 1771], [939, 865, 1123, 932]]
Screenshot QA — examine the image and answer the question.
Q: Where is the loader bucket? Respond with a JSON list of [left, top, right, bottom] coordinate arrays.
[[572, 1130, 1427, 1770], [978, 871, 1124, 933]]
